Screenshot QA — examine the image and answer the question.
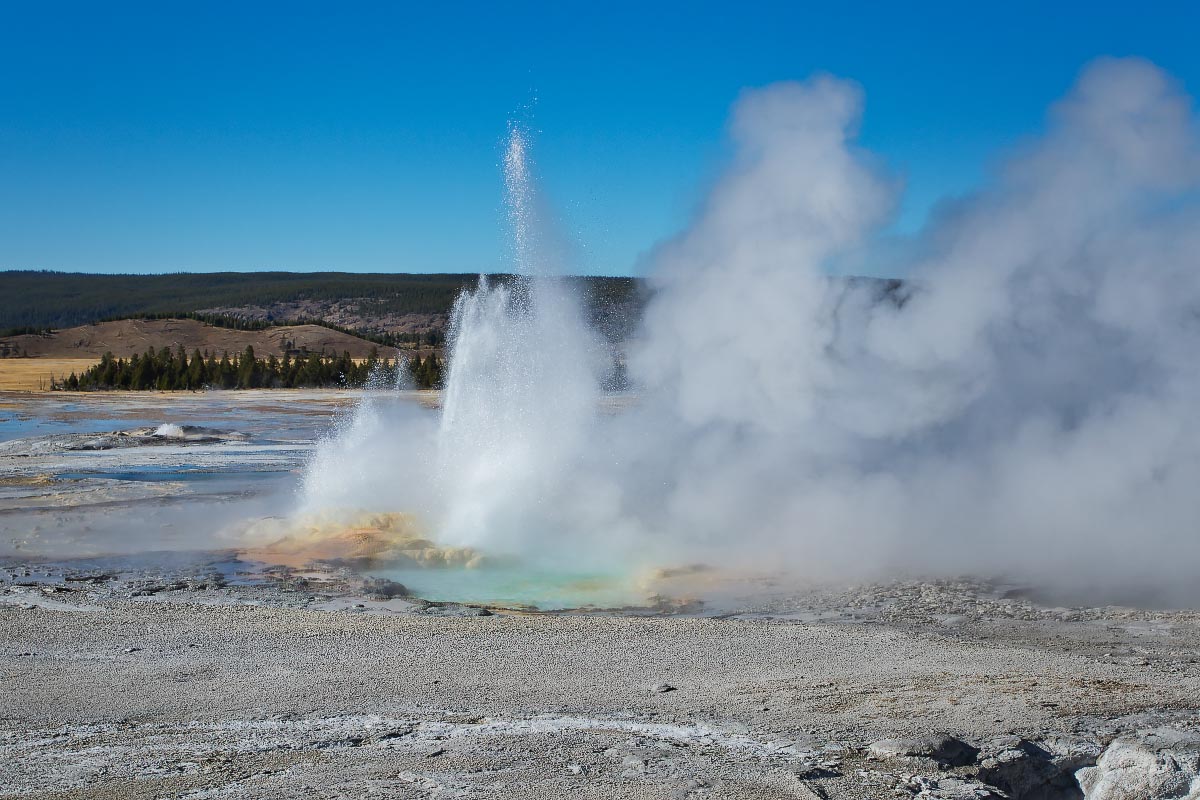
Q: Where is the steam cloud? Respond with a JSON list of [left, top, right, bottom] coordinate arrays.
[[304, 57, 1200, 604]]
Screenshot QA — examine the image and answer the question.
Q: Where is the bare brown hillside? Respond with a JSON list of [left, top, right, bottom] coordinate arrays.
[[0, 318, 386, 360], [197, 302, 448, 338]]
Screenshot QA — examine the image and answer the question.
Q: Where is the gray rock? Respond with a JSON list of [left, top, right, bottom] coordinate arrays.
[[650, 682, 677, 694], [977, 735, 1094, 800], [930, 776, 1009, 799], [1043, 734, 1104, 774], [1076, 729, 1200, 800], [869, 733, 979, 767], [622, 752, 650, 771], [364, 578, 409, 600]]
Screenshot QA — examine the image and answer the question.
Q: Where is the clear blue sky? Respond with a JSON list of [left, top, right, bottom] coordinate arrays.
[[1, 1, 1197, 276]]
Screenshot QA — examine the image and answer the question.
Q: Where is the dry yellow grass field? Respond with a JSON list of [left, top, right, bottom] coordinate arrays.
[[0, 359, 98, 391]]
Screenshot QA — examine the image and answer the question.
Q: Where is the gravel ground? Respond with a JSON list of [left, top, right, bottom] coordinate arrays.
[[4, 575, 1200, 799]]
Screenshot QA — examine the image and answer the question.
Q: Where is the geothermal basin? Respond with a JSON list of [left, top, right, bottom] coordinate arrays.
[[4, 388, 1200, 800], [0, 389, 684, 612]]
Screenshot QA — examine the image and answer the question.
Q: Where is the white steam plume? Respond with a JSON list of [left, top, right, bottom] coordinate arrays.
[[623, 57, 1200, 602], [300, 57, 1200, 604]]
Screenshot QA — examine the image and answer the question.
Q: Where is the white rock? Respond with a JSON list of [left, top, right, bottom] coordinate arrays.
[[1077, 729, 1200, 800]]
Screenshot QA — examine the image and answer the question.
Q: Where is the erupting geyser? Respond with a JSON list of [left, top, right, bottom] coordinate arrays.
[[288, 122, 632, 605], [435, 123, 604, 553], [296, 57, 1200, 608]]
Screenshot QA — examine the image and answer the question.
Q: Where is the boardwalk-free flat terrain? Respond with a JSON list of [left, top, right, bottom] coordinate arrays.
[[3, 578, 1199, 799]]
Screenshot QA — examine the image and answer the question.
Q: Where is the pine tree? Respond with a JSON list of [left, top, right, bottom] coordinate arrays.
[[219, 352, 235, 389], [188, 348, 206, 388], [131, 354, 154, 389]]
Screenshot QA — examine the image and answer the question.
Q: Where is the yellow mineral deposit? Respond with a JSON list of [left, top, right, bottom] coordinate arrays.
[[238, 511, 486, 570]]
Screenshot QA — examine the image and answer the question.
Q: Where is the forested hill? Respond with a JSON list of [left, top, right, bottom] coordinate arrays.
[[0, 271, 644, 337], [1, 271, 904, 347]]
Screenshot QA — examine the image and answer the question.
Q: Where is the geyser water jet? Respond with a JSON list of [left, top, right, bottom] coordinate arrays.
[[433, 123, 603, 554], [296, 121, 615, 588]]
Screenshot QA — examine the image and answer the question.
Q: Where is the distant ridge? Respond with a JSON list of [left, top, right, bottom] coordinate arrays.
[[0, 271, 643, 338], [0, 318, 386, 360]]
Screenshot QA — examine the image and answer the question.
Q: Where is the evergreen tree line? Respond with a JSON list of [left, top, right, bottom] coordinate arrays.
[[53, 345, 444, 391]]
